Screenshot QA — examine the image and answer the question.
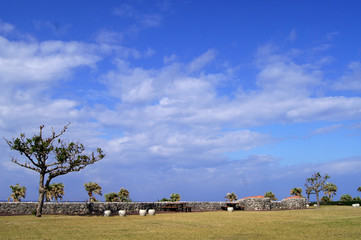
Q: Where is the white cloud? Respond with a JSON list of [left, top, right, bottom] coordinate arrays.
[[0, 36, 100, 84], [320, 157, 361, 175], [187, 49, 216, 73], [309, 124, 342, 136], [0, 20, 14, 35], [113, 4, 163, 36], [164, 54, 177, 64], [2, 24, 361, 201], [333, 61, 361, 91], [95, 29, 124, 44]]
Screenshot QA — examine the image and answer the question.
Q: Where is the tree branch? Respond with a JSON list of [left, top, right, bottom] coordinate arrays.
[[12, 159, 40, 172]]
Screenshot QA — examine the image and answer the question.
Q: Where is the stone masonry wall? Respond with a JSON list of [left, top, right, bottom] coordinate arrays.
[[0, 198, 305, 215]]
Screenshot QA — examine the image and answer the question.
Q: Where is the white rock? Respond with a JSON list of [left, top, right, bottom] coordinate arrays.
[[118, 210, 126, 217], [139, 209, 147, 216], [227, 207, 234, 212], [104, 210, 111, 217]]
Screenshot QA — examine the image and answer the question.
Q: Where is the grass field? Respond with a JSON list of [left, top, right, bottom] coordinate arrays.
[[1, 206, 360, 239]]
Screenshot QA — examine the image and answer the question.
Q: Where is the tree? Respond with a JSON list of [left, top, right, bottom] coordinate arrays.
[[264, 191, 277, 201], [321, 196, 330, 202], [8, 184, 26, 202], [84, 182, 102, 202], [358, 186, 361, 192], [45, 183, 64, 202], [340, 194, 352, 201], [323, 182, 337, 201], [104, 192, 119, 202], [290, 187, 303, 197], [305, 172, 330, 208], [305, 187, 313, 205], [118, 187, 131, 202], [170, 193, 181, 202], [225, 192, 238, 202], [5, 124, 105, 217], [104, 187, 131, 202]]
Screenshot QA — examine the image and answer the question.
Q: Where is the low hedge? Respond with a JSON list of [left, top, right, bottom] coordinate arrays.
[[310, 200, 361, 206]]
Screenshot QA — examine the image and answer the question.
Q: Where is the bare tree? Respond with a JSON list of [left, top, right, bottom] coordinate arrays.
[[5, 124, 105, 217], [305, 172, 330, 208]]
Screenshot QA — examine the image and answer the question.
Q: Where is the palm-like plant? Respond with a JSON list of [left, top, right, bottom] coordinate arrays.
[[170, 193, 181, 202], [45, 183, 64, 202], [321, 196, 330, 202], [225, 192, 238, 202], [340, 194, 352, 201], [8, 184, 26, 202], [290, 187, 303, 197], [264, 191, 277, 201], [84, 182, 102, 202], [118, 187, 131, 202], [104, 192, 119, 202], [323, 182, 337, 200], [104, 187, 132, 202]]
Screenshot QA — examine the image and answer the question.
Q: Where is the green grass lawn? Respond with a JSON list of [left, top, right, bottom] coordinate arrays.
[[1, 206, 360, 239]]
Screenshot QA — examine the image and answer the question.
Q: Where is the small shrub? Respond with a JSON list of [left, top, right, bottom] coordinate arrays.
[[158, 198, 171, 202], [340, 194, 352, 201], [321, 196, 330, 202], [170, 193, 181, 202], [225, 192, 237, 202]]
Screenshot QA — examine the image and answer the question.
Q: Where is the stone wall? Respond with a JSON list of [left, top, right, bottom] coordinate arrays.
[[0, 198, 305, 215], [239, 198, 272, 211], [238, 197, 306, 211]]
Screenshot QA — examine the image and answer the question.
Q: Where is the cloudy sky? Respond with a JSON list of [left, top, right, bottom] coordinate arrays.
[[1, 0, 361, 202]]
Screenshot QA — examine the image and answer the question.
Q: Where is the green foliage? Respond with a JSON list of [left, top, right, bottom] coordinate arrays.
[[323, 182, 337, 200], [118, 187, 132, 202], [264, 191, 277, 201], [104, 192, 119, 202], [104, 187, 131, 202], [158, 198, 171, 202], [290, 187, 303, 197], [358, 186, 361, 192], [340, 194, 352, 201], [321, 196, 330, 202], [314, 200, 361, 206], [353, 196, 361, 201], [84, 182, 102, 202], [8, 184, 26, 202], [225, 192, 238, 202], [5, 124, 105, 217], [170, 193, 181, 202], [305, 187, 313, 204], [305, 172, 330, 208], [45, 183, 64, 202]]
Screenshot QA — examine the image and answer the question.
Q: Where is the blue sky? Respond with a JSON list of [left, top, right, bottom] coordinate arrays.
[[1, 0, 361, 202]]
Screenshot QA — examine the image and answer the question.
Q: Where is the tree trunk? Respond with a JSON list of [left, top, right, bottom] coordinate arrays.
[[316, 192, 320, 208], [36, 173, 45, 217]]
